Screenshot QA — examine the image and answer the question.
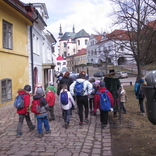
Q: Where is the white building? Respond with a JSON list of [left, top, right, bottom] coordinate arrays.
[[28, 3, 57, 90], [87, 30, 135, 66]]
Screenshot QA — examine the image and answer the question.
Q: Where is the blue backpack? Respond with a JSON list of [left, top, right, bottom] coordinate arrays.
[[74, 81, 84, 96], [60, 91, 68, 105], [96, 90, 111, 111], [14, 94, 25, 109]]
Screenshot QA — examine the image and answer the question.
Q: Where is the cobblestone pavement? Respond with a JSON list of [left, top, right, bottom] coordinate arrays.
[[0, 98, 112, 156]]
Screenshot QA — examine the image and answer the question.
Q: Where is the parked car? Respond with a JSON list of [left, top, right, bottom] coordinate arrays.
[[116, 71, 128, 78], [70, 72, 89, 80], [93, 71, 105, 77]]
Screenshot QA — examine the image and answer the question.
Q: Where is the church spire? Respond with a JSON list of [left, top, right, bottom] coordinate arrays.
[[59, 24, 63, 37], [73, 24, 75, 33]]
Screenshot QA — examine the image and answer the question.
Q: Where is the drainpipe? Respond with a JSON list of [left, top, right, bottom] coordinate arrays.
[[30, 9, 39, 94], [30, 25, 34, 93]]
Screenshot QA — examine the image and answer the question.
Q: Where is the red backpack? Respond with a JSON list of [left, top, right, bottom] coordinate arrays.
[[31, 97, 43, 114]]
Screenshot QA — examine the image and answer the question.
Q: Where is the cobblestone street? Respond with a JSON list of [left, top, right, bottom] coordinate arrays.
[[0, 98, 112, 156]]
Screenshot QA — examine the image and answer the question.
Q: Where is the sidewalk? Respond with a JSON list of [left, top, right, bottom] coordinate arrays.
[[0, 99, 112, 156]]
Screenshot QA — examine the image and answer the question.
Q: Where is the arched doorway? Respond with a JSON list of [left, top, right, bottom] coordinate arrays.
[[118, 57, 127, 65]]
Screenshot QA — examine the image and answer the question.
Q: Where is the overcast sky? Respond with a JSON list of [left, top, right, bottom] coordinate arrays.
[[21, 0, 114, 40]]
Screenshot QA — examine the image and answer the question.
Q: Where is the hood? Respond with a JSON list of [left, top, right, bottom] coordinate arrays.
[[33, 94, 44, 100], [76, 78, 86, 83], [18, 89, 26, 95], [98, 87, 107, 92]]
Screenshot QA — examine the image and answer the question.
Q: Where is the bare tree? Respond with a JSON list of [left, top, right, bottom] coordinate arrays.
[[109, 0, 156, 78]]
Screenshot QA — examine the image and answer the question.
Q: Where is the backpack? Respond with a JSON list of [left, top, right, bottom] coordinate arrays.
[[14, 94, 25, 109], [96, 90, 111, 111], [31, 97, 43, 114], [138, 84, 145, 99], [60, 91, 68, 105], [74, 81, 84, 96]]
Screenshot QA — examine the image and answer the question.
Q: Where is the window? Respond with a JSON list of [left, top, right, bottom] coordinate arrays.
[[3, 20, 12, 49], [64, 51, 67, 58], [85, 39, 88, 45], [78, 40, 80, 45], [73, 49, 75, 52], [68, 46, 70, 49], [1, 79, 12, 103], [57, 62, 61, 65], [63, 62, 66, 65], [64, 42, 66, 47]]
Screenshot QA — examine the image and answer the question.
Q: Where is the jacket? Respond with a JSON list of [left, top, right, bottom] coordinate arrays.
[[46, 91, 55, 106], [16, 89, 30, 115], [94, 87, 114, 110], [120, 90, 128, 102], [59, 89, 76, 110], [33, 94, 49, 118], [70, 78, 93, 96], [60, 77, 73, 91]]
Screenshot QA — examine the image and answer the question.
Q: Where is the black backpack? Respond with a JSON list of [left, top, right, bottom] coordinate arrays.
[[138, 84, 145, 99]]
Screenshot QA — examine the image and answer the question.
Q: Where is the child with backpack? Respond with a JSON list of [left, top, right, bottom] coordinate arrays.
[[59, 84, 76, 129], [135, 78, 146, 116], [32, 88, 51, 138], [120, 84, 128, 114], [15, 85, 35, 137], [46, 86, 56, 121], [94, 85, 114, 129]]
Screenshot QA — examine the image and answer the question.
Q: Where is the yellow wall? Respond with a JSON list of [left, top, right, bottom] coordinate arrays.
[[0, 2, 32, 106]]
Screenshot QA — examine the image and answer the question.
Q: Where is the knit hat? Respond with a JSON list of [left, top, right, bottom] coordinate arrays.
[[36, 88, 44, 95], [24, 85, 31, 91], [49, 81, 54, 86], [138, 79, 144, 83], [46, 86, 56, 93]]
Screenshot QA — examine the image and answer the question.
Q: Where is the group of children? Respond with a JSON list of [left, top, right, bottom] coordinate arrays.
[[15, 71, 128, 137]]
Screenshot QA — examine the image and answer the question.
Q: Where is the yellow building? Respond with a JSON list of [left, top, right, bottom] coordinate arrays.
[[0, 0, 34, 106]]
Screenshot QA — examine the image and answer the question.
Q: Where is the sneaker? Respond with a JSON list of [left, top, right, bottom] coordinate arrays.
[[65, 123, 69, 129], [30, 125, 36, 131], [16, 132, 23, 137], [45, 130, 51, 134], [79, 122, 84, 126], [38, 133, 43, 138], [84, 118, 89, 123], [92, 112, 96, 116], [141, 113, 145, 116], [123, 111, 127, 114]]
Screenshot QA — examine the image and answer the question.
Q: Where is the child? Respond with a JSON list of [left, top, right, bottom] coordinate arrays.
[[120, 84, 128, 114], [16, 85, 35, 137], [59, 84, 76, 129], [46, 86, 56, 121], [94, 85, 114, 129], [32, 88, 51, 138]]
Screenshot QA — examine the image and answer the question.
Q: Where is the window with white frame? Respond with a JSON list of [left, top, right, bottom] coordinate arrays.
[[1, 78, 12, 103], [3, 20, 12, 49], [78, 40, 80, 45], [85, 39, 88, 45]]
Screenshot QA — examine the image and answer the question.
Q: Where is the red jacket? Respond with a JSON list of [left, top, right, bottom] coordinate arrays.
[[94, 87, 114, 110], [17, 90, 30, 114], [46, 91, 55, 106]]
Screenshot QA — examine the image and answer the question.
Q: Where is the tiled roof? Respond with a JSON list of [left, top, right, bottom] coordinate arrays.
[[74, 29, 90, 39], [56, 55, 64, 60], [75, 48, 86, 56], [94, 35, 102, 42]]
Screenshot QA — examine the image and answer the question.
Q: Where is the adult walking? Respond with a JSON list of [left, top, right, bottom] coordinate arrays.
[[70, 71, 92, 126]]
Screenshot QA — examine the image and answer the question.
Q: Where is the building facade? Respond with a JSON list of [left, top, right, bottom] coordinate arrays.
[[0, 0, 34, 106]]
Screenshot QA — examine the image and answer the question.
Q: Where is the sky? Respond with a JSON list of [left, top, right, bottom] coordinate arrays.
[[21, 0, 114, 40]]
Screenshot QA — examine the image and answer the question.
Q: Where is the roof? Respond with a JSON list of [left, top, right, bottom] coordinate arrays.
[[75, 48, 86, 56], [60, 32, 77, 41], [106, 30, 132, 41], [94, 35, 102, 42], [74, 29, 90, 39], [3, 0, 35, 22], [56, 55, 64, 60]]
